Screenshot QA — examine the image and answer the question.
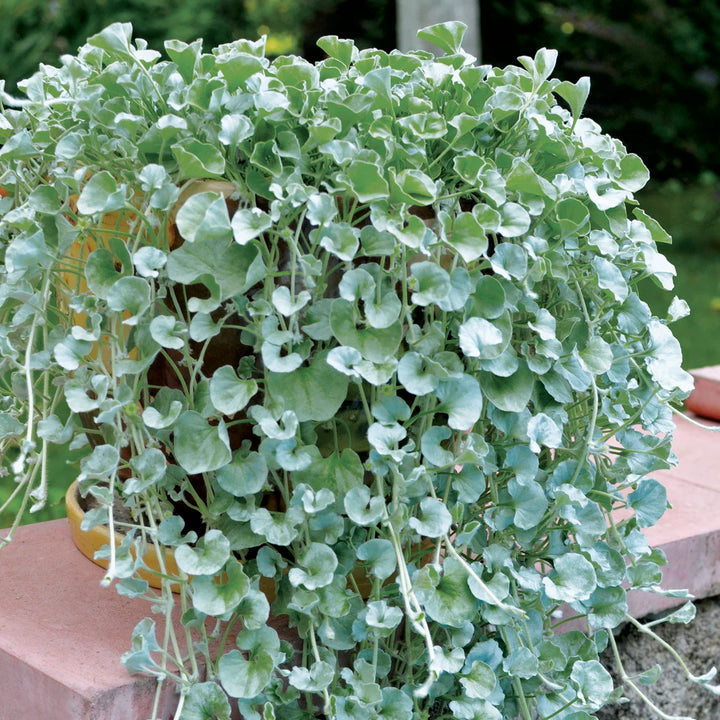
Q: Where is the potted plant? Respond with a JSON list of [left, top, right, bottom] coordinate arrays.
[[0, 20, 712, 720]]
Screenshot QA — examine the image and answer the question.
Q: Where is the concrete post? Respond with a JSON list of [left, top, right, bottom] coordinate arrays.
[[397, 0, 480, 59]]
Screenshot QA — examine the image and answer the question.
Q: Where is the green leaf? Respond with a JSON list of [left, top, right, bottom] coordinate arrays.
[[85, 248, 130, 299], [555, 76, 591, 124], [556, 197, 590, 238], [142, 388, 185, 429], [288, 542, 338, 590], [216, 52, 266, 92], [543, 553, 597, 603], [288, 661, 335, 693], [176, 529, 231, 575], [526, 413, 562, 453], [588, 586, 627, 629], [617, 153, 650, 193], [357, 539, 397, 582], [250, 506, 303, 546], [133, 247, 167, 278], [413, 557, 478, 628], [231, 207, 272, 245], [167, 236, 265, 301], [271, 286, 311, 317], [570, 660, 614, 710], [216, 452, 267, 497], [125, 448, 167, 494], [107, 277, 151, 322], [344, 486, 386, 526], [459, 318, 504, 359], [87, 22, 133, 58], [157, 516, 197, 547], [0, 130, 37, 160], [506, 158, 557, 200], [633, 208, 672, 244], [172, 139, 226, 179], [509, 478, 548, 530], [316, 35, 357, 66], [176, 192, 232, 243], [210, 366, 258, 415], [665, 601, 696, 625], [398, 112, 447, 140], [266, 351, 348, 422], [28, 186, 60, 214], [65, 375, 109, 413], [219, 113, 254, 146], [164, 38, 202, 83], [593, 256, 628, 301], [293, 448, 364, 497], [306, 193, 338, 226], [459, 659, 496, 700], [417, 21, 468, 54], [218, 648, 274, 699], [330, 299, 402, 362], [421, 426, 454, 467], [390, 168, 437, 205], [580, 337, 613, 375], [585, 176, 627, 211], [435, 375, 483, 431], [54, 336, 92, 371], [397, 352, 440, 396], [409, 497, 453, 538], [645, 319, 694, 393], [121, 618, 162, 674], [628, 478, 668, 528], [149, 315, 186, 350], [498, 202, 531, 237], [519, 47, 557, 84], [503, 647, 539, 679], [346, 161, 390, 203], [448, 211, 491, 263], [173, 411, 232, 475], [191, 558, 250, 615], [365, 600, 404, 637], [250, 139, 282, 175], [490, 243, 527, 280], [410, 262, 451, 307], [181, 681, 232, 720], [480, 362, 534, 413], [77, 172, 126, 215], [314, 222, 360, 262]]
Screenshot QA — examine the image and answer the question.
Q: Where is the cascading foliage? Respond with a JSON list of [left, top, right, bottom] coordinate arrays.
[[0, 19, 709, 720]]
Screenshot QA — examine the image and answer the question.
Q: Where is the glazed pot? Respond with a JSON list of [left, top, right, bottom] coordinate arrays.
[[65, 480, 182, 590]]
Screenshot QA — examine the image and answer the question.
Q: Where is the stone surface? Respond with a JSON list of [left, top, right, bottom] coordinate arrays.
[[0, 519, 180, 720]]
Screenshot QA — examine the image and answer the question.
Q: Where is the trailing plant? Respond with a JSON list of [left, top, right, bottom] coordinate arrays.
[[0, 20, 712, 720]]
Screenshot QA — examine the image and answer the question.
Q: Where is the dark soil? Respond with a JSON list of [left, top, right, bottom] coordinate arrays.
[[597, 596, 720, 719]]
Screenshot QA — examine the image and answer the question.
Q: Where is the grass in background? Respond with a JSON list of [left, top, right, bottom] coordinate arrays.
[[638, 175, 720, 370], [0, 445, 76, 529], [641, 249, 720, 370]]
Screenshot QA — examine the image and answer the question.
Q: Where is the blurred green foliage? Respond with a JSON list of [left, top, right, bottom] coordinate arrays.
[[482, 1, 720, 180], [0, 0, 395, 91]]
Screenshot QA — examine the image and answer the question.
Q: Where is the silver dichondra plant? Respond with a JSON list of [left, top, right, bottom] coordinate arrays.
[[0, 20, 711, 720]]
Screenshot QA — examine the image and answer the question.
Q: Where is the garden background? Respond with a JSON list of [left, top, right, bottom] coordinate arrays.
[[1, 0, 718, 526]]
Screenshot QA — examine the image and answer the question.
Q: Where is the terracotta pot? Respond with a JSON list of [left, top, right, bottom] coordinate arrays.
[[65, 480, 182, 590], [686, 366, 720, 421]]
